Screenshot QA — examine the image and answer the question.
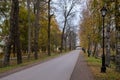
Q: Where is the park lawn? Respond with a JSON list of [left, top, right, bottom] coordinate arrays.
[[0, 52, 67, 74], [84, 54, 120, 80]]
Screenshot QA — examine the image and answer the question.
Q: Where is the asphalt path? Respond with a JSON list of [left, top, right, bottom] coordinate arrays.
[[0, 50, 80, 80]]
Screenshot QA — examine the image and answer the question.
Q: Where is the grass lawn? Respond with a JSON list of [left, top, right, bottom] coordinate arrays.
[[84, 53, 120, 80], [0, 52, 68, 74]]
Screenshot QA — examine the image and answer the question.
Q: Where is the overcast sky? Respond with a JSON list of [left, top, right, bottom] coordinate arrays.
[[52, 0, 87, 45], [52, 0, 87, 30]]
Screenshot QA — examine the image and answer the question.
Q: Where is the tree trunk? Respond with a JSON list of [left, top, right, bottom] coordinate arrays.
[[48, 0, 51, 56], [105, 26, 111, 67], [88, 36, 91, 57], [64, 37, 67, 52], [116, 31, 120, 72], [27, 0, 31, 60], [4, 0, 22, 66], [93, 43, 100, 58], [13, 0, 22, 64], [93, 42, 97, 56], [61, 18, 67, 52], [115, 0, 120, 72], [13, 41, 16, 57], [69, 32, 72, 51], [4, 36, 11, 66], [34, 0, 40, 59]]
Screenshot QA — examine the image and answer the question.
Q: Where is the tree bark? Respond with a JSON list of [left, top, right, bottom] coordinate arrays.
[[13, 0, 22, 64], [60, 18, 67, 52], [93, 42, 97, 57], [27, 0, 31, 60], [105, 26, 111, 67], [4, 36, 11, 66], [115, 0, 120, 72], [48, 0, 51, 56], [60, 0, 75, 53], [4, 0, 22, 66], [34, 0, 40, 59]]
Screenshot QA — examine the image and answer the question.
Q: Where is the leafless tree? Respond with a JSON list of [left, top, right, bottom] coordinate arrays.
[[52, 0, 80, 52]]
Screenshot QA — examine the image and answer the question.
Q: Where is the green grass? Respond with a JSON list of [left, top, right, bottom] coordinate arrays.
[[0, 52, 68, 74], [84, 53, 120, 80]]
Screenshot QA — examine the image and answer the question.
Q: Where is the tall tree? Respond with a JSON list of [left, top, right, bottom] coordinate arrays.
[[34, 0, 40, 59], [48, 0, 51, 56], [4, 0, 22, 66], [27, 0, 31, 60], [15, 0, 22, 64], [53, 0, 78, 52]]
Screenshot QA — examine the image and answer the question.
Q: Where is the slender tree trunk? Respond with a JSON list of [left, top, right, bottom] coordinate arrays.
[[61, 31, 64, 52], [93, 42, 97, 56], [69, 33, 72, 51], [13, 42, 16, 57], [61, 18, 67, 52], [34, 0, 40, 59], [13, 0, 22, 64], [105, 26, 111, 67], [88, 36, 91, 57], [16, 30, 22, 64], [4, 36, 11, 66], [95, 44, 99, 58], [27, 0, 31, 60], [48, 0, 51, 56], [64, 37, 67, 52], [115, 0, 120, 72]]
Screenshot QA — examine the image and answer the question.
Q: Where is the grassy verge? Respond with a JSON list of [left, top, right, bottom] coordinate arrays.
[[0, 51, 68, 74], [84, 53, 120, 80]]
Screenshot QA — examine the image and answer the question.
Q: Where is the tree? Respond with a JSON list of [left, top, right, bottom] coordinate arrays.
[[34, 0, 40, 59], [52, 0, 79, 52], [19, 4, 34, 54], [27, 0, 31, 60], [48, 0, 51, 56], [4, 0, 22, 66]]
